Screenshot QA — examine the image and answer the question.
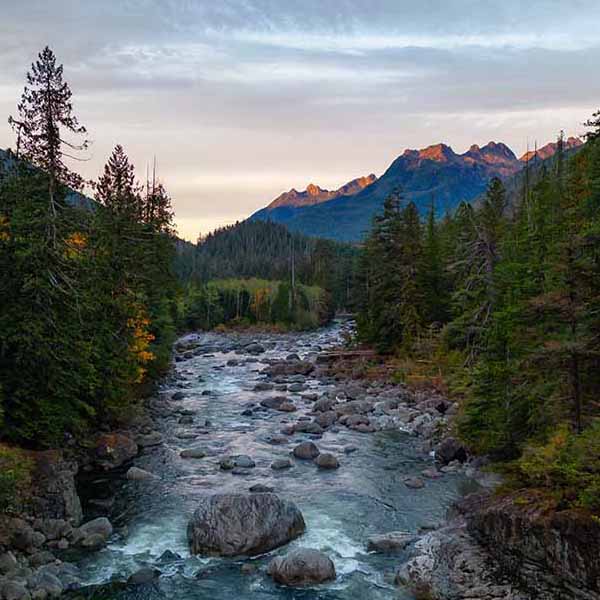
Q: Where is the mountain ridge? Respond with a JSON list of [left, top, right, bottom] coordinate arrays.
[[249, 137, 584, 241]]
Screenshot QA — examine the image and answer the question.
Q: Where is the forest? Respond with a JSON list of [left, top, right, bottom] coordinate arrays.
[[177, 219, 358, 331], [0, 48, 178, 449], [0, 48, 355, 454], [355, 121, 600, 513]]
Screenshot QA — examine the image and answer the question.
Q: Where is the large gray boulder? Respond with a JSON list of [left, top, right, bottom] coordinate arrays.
[[74, 517, 113, 549], [187, 493, 305, 556], [268, 548, 336, 586]]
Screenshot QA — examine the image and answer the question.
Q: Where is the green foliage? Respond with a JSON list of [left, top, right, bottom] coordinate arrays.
[[185, 219, 357, 312], [180, 278, 328, 331], [0, 52, 178, 445], [516, 421, 600, 512], [0, 445, 31, 514], [355, 122, 600, 513], [357, 190, 426, 353]]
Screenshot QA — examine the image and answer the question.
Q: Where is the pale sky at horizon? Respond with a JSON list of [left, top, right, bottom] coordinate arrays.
[[1, 1, 599, 240]]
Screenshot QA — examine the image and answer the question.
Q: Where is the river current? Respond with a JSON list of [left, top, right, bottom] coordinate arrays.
[[74, 321, 475, 599]]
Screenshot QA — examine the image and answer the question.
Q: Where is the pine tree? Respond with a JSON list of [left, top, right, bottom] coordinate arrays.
[[421, 198, 450, 325], [95, 145, 140, 219], [8, 46, 89, 246], [584, 109, 600, 140]]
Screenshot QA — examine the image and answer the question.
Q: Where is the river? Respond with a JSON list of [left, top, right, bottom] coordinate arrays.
[[74, 320, 476, 599]]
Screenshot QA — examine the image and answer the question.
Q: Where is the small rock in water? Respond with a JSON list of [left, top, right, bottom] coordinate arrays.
[[126, 467, 158, 481], [249, 484, 274, 493], [234, 455, 256, 468], [128, 567, 160, 585], [277, 402, 297, 413], [219, 457, 236, 471], [404, 477, 425, 489], [231, 467, 251, 475], [261, 396, 286, 410], [267, 435, 288, 445], [367, 531, 417, 553], [157, 550, 182, 563], [172, 391, 186, 401], [343, 445, 358, 454], [180, 448, 207, 459], [253, 382, 274, 392], [421, 468, 442, 479], [293, 441, 320, 460], [288, 383, 305, 393], [294, 421, 324, 435], [315, 453, 339, 470], [267, 548, 336, 586], [271, 459, 292, 470]]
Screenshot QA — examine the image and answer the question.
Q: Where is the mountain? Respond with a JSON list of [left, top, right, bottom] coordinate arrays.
[[250, 141, 524, 241], [252, 174, 376, 219], [0, 147, 95, 211], [519, 136, 584, 163]]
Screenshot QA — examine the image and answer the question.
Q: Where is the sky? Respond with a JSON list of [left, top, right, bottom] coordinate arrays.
[[1, 1, 599, 240]]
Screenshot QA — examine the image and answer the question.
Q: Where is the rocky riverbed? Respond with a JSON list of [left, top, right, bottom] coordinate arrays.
[[0, 320, 538, 599]]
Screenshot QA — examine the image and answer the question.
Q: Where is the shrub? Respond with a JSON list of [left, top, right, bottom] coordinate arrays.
[[516, 420, 600, 513], [0, 445, 32, 514]]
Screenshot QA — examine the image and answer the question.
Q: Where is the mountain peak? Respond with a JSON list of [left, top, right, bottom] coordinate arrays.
[[520, 136, 584, 162], [263, 174, 377, 211], [306, 183, 321, 196], [419, 143, 455, 162]]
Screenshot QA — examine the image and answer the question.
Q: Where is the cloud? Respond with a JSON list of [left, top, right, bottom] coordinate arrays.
[[1, 0, 599, 239]]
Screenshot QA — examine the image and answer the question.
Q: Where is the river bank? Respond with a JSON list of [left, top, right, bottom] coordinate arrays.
[[1, 320, 596, 599]]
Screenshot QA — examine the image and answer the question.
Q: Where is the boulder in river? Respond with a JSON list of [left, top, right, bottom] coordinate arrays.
[[187, 493, 305, 556], [260, 396, 287, 410], [267, 548, 336, 586], [294, 421, 324, 435], [367, 531, 417, 553], [180, 447, 207, 459], [314, 411, 337, 428], [253, 382, 274, 392], [404, 477, 425, 489], [293, 441, 320, 460], [314, 453, 339, 470], [265, 361, 314, 377], [245, 343, 266, 355], [271, 459, 292, 470], [128, 567, 160, 585], [74, 517, 113, 550], [126, 467, 158, 481]]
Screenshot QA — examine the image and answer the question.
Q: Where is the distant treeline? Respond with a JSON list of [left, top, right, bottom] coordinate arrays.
[[355, 123, 600, 514], [176, 220, 359, 329], [182, 278, 331, 331]]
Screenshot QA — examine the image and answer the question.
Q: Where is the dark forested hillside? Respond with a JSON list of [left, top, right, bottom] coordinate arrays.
[[355, 123, 600, 514], [177, 220, 360, 330], [188, 220, 359, 307]]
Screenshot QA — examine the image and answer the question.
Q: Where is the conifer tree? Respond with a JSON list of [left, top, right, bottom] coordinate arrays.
[[8, 46, 89, 245]]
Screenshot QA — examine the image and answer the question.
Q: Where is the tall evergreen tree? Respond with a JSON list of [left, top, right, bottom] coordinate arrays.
[[8, 46, 89, 246]]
